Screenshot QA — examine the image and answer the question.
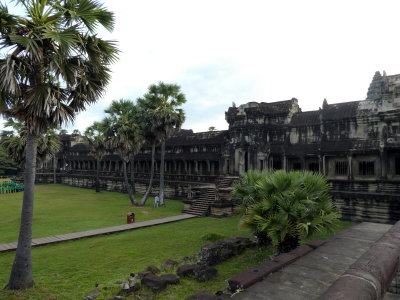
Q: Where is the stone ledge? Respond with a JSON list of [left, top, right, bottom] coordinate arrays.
[[226, 244, 315, 292], [317, 220, 400, 300]]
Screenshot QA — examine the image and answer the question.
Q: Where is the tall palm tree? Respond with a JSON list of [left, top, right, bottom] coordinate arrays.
[[0, 0, 118, 289], [84, 122, 109, 193], [104, 99, 143, 206], [137, 82, 186, 206]]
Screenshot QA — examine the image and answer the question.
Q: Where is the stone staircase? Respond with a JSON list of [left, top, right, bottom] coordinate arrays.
[[217, 176, 239, 188], [186, 188, 216, 216]]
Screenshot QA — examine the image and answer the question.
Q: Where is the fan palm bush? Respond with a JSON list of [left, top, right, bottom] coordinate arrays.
[[233, 170, 340, 253]]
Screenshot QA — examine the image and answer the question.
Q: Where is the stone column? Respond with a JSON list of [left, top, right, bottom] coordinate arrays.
[[206, 160, 211, 174], [380, 150, 388, 179], [282, 154, 287, 171], [322, 155, 326, 176], [347, 154, 353, 180], [301, 156, 306, 171], [194, 160, 198, 174]]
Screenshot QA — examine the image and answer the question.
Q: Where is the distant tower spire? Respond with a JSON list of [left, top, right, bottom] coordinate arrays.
[[366, 71, 383, 100], [322, 98, 328, 109]]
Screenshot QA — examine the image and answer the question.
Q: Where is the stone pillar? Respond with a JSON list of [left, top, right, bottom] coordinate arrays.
[[322, 155, 326, 176], [318, 155, 323, 173], [380, 150, 388, 179], [206, 160, 211, 174], [282, 154, 287, 171], [301, 156, 306, 171], [194, 161, 198, 174], [347, 154, 353, 180]]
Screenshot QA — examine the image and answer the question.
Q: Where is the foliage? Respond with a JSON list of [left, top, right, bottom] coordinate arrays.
[[103, 99, 144, 205], [104, 99, 143, 162], [137, 82, 186, 141], [0, 145, 18, 175], [84, 121, 109, 161], [0, 0, 119, 134], [0, 119, 61, 167], [233, 170, 340, 252]]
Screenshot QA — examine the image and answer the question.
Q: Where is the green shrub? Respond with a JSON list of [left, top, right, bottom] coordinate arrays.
[[233, 170, 340, 253]]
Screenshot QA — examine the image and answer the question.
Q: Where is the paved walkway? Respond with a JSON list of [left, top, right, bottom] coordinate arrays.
[[232, 222, 392, 300], [0, 214, 196, 253]]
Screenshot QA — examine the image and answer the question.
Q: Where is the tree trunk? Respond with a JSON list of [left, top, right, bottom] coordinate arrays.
[[8, 133, 37, 290], [96, 159, 100, 193], [53, 155, 56, 184], [130, 156, 136, 194], [159, 139, 165, 205], [123, 160, 136, 206], [140, 143, 155, 206]]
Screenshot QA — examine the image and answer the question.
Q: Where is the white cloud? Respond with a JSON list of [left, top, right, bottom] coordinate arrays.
[[3, 0, 400, 133]]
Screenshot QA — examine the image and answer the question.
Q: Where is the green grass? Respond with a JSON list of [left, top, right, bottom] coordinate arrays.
[[0, 184, 183, 243], [0, 216, 253, 300], [0, 184, 353, 299]]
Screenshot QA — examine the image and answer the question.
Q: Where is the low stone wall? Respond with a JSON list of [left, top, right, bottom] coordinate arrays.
[[318, 220, 400, 299], [331, 191, 400, 224], [35, 173, 207, 200]]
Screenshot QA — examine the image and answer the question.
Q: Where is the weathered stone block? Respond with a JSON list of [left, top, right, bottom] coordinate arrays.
[[194, 265, 218, 282], [197, 237, 253, 266], [159, 273, 180, 284], [141, 274, 167, 292], [177, 264, 197, 277], [227, 260, 281, 292], [185, 291, 217, 300], [146, 265, 161, 274]]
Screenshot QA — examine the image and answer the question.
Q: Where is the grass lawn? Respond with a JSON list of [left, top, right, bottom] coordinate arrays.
[[0, 214, 352, 300], [0, 184, 353, 299], [0, 184, 184, 243]]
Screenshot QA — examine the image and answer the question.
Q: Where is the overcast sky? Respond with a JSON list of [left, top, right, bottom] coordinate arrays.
[[2, 0, 400, 133]]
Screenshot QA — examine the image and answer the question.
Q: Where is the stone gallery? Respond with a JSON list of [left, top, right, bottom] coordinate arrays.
[[38, 71, 400, 223]]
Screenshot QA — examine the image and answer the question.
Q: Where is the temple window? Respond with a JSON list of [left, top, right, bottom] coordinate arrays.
[[308, 162, 319, 172], [359, 161, 375, 176], [335, 161, 348, 176]]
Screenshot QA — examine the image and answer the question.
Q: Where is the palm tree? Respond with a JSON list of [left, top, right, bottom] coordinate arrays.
[[137, 82, 186, 206], [104, 99, 143, 206], [0, 119, 61, 169], [0, 0, 118, 289], [84, 122, 109, 193], [233, 170, 340, 253]]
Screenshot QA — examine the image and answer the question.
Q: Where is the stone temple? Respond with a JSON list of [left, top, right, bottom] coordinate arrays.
[[37, 71, 400, 223]]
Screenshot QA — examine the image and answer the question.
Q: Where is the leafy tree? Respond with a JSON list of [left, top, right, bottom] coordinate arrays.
[[104, 99, 143, 206], [137, 82, 186, 206], [0, 145, 19, 175], [208, 126, 216, 131], [233, 170, 340, 253], [72, 129, 81, 135], [0, 0, 118, 289], [84, 122, 109, 193]]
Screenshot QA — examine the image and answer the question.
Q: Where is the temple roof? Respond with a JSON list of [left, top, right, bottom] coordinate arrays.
[[290, 110, 320, 126], [322, 101, 360, 120]]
